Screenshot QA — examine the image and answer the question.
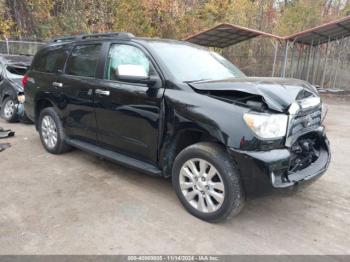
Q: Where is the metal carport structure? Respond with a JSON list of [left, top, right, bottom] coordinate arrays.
[[283, 16, 350, 88], [184, 16, 350, 89], [286, 16, 350, 45], [184, 23, 282, 48]]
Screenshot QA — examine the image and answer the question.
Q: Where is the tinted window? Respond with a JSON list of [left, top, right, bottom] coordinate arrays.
[[105, 44, 150, 80], [66, 44, 101, 77], [33, 47, 69, 73]]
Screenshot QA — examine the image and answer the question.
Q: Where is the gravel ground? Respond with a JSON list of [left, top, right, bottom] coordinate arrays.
[[0, 96, 349, 255]]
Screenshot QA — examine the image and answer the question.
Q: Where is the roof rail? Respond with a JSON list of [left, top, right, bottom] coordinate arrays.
[[81, 32, 135, 39], [51, 36, 82, 43], [51, 32, 135, 43]]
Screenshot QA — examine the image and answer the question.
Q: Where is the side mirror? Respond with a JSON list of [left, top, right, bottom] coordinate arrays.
[[117, 64, 148, 78], [116, 64, 161, 88]]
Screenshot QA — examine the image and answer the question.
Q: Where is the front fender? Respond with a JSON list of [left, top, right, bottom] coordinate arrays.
[[159, 89, 259, 177], [163, 89, 256, 149]]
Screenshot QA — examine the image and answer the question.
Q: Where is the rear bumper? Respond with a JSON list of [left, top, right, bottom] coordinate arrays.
[[228, 130, 331, 196]]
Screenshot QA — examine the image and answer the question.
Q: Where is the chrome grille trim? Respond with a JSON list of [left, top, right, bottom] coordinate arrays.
[[286, 101, 322, 147], [290, 108, 322, 136]]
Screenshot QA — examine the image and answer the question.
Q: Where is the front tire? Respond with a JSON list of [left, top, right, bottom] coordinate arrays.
[[38, 107, 71, 154], [172, 142, 245, 222], [1, 97, 19, 122]]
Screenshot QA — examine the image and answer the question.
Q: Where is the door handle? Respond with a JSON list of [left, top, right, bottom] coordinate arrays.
[[95, 89, 110, 96], [52, 82, 63, 88]]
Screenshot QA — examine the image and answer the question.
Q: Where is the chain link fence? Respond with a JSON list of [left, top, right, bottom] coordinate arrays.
[[0, 40, 45, 56], [223, 38, 350, 90]]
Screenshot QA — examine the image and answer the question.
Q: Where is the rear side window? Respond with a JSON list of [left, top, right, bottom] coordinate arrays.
[[32, 46, 69, 73], [65, 44, 101, 77]]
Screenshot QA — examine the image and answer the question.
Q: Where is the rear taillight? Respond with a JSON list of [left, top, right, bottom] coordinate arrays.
[[22, 74, 29, 88]]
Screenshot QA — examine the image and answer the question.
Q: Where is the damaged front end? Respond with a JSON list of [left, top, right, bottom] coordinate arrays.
[[270, 97, 331, 188], [188, 77, 330, 194], [229, 127, 330, 195], [271, 129, 330, 188], [228, 95, 330, 194]]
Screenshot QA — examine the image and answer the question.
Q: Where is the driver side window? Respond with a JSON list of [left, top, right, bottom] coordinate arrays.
[[105, 44, 151, 81]]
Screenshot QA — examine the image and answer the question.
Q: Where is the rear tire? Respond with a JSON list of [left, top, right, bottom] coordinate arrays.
[[38, 107, 71, 154], [1, 97, 19, 123], [172, 142, 245, 222]]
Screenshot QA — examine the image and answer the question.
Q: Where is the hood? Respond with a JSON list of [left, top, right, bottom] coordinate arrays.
[[188, 77, 319, 112]]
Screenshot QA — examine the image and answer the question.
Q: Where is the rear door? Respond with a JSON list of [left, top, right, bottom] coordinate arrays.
[[94, 42, 164, 163], [58, 43, 103, 143], [25, 45, 69, 120]]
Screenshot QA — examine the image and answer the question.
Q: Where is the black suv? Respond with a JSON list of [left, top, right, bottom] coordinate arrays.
[[24, 33, 330, 222]]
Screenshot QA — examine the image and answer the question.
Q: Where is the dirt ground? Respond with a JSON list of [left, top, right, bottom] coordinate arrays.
[[0, 96, 349, 255]]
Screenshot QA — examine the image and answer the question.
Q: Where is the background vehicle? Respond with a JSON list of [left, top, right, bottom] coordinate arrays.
[[24, 33, 330, 222], [0, 55, 32, 122]]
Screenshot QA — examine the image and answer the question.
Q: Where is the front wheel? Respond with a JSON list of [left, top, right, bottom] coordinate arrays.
[[1, 97, 19, 122], [172, 142, 245, 222]]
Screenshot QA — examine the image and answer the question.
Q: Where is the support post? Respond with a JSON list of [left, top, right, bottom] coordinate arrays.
[[312, 41, 321, 85], [272, 40, 279, 77], [296, 45, 302, 78], [298, 45, 305, 79], [321, 37, 331, 89], [301, 44, 309, 79], [289, 40, 296, 77], [333, 36, 345, 89], [5, 36, 9, 55], [281, 40, 289, 78], [310, 43, 317, 84], [306, 39, 314, 82]]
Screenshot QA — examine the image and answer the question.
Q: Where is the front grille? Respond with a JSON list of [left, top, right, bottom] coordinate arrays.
[[289, 106, 322, 136]]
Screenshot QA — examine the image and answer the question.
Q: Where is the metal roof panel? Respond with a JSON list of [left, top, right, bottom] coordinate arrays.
[[184, 23, 281, 48], [285, 16, 350, 45]]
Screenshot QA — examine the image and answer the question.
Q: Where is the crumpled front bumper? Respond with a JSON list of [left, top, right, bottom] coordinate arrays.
[[228, 129, 331, 196]]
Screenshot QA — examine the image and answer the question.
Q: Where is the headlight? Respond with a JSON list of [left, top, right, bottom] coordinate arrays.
[[243, 113, 288, 139]]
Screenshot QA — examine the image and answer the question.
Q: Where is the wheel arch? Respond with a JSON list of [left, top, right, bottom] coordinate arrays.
[[1, 94, 10, 103], [1, 87, 17, 103], [159, 128, 225, 177], [35, 98, 57, 130]]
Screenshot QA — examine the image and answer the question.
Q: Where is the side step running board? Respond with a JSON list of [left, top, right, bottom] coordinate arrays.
[[65, 139, 162, 176]]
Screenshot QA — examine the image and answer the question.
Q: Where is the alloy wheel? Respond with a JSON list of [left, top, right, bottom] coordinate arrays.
[[41, 115, 58, 149], [3, 99, 15, 119], [179, 158, 225, 213]]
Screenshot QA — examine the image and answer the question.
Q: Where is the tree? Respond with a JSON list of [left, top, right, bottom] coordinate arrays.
[[0, 0, 14, 37], [274, 0, 324, 35]]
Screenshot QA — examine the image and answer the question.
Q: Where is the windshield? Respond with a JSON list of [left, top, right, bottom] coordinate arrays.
[[149, 42, 246, 82], [5, 65, 27, 79]]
